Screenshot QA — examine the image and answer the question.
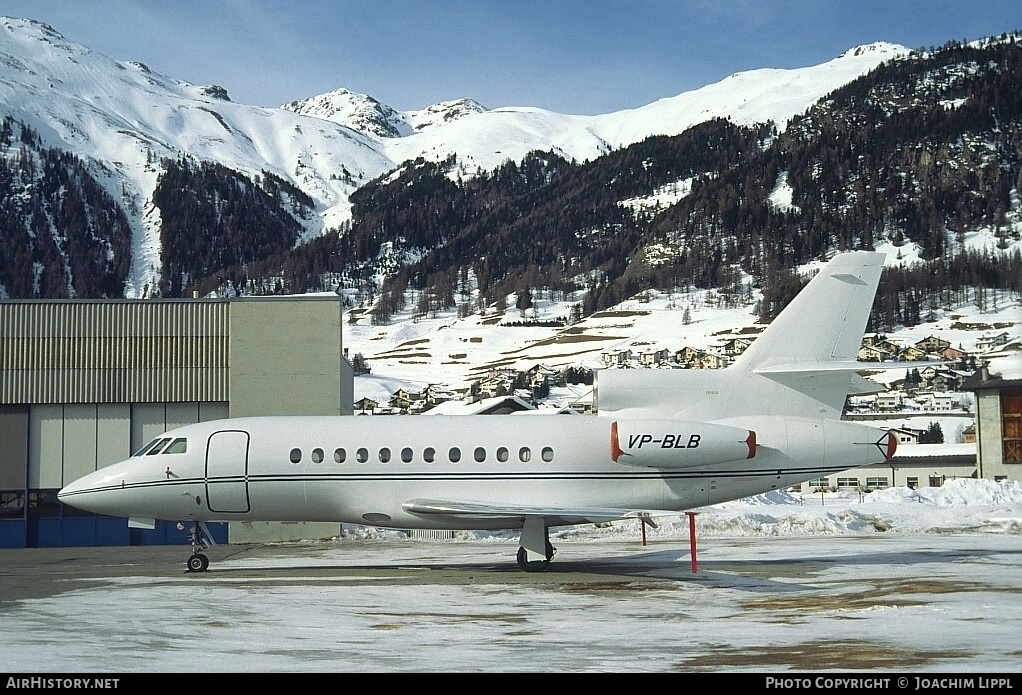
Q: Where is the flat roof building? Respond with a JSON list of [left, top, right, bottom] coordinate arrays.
[[0, 296, 353, 548]]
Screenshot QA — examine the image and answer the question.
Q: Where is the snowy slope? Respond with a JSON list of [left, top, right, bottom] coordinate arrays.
[[346, 244, 1021, 412], [0, 17, 913, 296]]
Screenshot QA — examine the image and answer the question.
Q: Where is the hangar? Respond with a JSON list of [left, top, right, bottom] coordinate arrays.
[[0, 296, 353, 549]]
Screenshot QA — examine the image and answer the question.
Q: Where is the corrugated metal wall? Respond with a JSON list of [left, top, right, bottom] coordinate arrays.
[[0, 300, 229, 404]]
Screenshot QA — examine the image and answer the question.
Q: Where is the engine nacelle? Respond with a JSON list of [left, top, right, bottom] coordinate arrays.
[[611, 419, 756, 469]]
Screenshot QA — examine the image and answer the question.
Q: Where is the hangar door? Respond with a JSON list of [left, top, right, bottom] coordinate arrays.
[[205, 430, 250, 514]]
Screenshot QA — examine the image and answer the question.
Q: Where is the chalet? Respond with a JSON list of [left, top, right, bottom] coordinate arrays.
[[875, 393, 902, 411], [940, 346, 968, 362], [915, 336, 951, 352], [699, 353, 728, 370], [602, 350, 632, 367], [864, 336, 901, 354], [898, 345, 930, 362], [721, 337, 753, 356], [639, 349, 670, 367], [675, 347, 704, 366], [477, 377, 511, 399], [426, 395, 537, 415], [977, 332, 1011, 351], [423, 383, 457, 406], [388, 389, 423, 410], [527, 364, 562, 386], [858, 344, 892, 362], [919, 366, 968, 392], [354, 397, 379, 413], [918, 392, 956, 412], [888, 427, 924, 445]]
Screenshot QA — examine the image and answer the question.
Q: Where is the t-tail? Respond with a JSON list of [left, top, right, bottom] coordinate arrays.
[[595, 251, 888, 422]]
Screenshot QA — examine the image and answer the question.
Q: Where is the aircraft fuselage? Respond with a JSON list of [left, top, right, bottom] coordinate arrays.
[[59, 413, 890, 531]]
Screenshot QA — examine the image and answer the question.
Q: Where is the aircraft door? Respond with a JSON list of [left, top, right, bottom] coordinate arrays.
[[205, 430, 251, 514]]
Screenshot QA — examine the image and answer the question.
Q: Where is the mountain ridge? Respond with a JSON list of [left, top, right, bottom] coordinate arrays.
[[0, 15, 913, 298]]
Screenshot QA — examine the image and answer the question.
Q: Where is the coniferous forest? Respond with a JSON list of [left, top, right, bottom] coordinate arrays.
[[0, 37, 1020, 328]]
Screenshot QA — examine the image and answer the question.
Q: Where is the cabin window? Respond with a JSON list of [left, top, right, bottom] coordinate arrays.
[[289, 448, 302, 464], [541, 447, 554, 462], [164, 438, 188, 454], [334, 448, 346, 464], [474, 447, 486, 463], [356, 448, 369, 463], [496, 447, 509, 462], [449, 447, 461, 463], [311, 448, 324, 464], [379, 448, 391, 463], [401, 447, 413, 463], [519, 447, 531, 463], [424, 447, 436, 463]]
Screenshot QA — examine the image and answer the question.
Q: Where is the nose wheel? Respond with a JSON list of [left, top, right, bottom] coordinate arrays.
[[185, 521, 216, 573], [187, 553, 209, 572]]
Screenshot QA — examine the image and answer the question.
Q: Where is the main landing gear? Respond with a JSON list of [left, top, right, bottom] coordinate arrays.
[[517, 517, 556, 572], [184, 521, 217, 573]]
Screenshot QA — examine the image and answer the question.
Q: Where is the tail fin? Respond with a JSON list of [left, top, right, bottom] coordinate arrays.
[[594, 251, 886, 421], [729, 251, 886, 416], [733, 252, 885, 372]]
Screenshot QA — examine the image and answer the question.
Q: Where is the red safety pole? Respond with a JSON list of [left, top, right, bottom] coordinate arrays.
[[641, 518, 647, 546], [687, 511, 698, 573]]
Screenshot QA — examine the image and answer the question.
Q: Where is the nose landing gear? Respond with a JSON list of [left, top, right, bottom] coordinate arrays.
[[184, 521, 217, 573]]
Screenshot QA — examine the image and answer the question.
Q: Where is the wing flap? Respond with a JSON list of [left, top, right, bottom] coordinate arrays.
[[402, 498, 660, 525]]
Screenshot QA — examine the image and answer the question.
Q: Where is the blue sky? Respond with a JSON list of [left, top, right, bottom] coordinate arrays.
[[6, 1, 1020, 114]]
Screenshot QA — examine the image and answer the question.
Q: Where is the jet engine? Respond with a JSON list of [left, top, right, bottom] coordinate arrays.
[[611, 419, 756, 469]]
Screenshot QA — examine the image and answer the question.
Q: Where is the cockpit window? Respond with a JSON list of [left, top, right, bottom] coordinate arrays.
[[132, 439, 162, 457], [163, 438, 187, 454], [146, 438, 172, 456]]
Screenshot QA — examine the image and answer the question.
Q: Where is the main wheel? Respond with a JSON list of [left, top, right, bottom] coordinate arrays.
[[187, 553, 209, 572], [517, 546, 551, 572]]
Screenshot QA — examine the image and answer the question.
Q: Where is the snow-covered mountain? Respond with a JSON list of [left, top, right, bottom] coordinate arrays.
[[0, 16, 910, 297]]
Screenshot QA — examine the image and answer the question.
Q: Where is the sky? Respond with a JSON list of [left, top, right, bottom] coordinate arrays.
[[3, 479, 1022, 672], [4, 1, 1021, 115]]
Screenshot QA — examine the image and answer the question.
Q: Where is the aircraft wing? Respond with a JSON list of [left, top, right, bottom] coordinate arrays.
[[402, 498, 662, 527]]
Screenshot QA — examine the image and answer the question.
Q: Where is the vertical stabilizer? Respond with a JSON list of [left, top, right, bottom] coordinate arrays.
[[733, 252, 885, 372], [727, 251, 886, 417], [595, 251, 887, 421]]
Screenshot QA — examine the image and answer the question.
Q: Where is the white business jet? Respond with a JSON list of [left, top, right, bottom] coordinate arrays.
[[59, 251, 899, 572]]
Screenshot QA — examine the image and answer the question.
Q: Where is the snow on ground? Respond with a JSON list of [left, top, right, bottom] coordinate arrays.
[[3, 479, 1022, 673]]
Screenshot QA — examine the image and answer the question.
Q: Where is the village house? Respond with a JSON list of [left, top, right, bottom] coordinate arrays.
[[875, 393, 902, 410], [977, 332, 1011, 351], [857, 344, 893, 362], [602, 349, 632, 367], [898, 345, 930, 361], [674, 346, 704, 367], [354, 397, 379, 413], [639, 348, 671, 367], [940, 345, 969, 362], [699, 352, 728, 370], [721, 337, 754, 356], [915, 335, 951, 353]]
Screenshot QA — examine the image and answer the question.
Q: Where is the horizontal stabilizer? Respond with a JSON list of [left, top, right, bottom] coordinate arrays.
[[754, 359, 955, 375]]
